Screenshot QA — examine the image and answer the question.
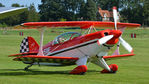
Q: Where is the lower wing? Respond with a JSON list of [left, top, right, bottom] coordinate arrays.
[[103, 53, 135, 60], [13, 55, 79, 65]]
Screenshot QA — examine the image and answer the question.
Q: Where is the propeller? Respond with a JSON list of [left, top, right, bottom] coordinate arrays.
[[112, 6, 133, 53], [113, 7, 118, 30], [119, 37, 133, 53], [97, 35, 114, 46]]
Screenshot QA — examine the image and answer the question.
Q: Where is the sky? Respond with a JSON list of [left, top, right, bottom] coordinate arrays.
[[0, 0, 41, 11]]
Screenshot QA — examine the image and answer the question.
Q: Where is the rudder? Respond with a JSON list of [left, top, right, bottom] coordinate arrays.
[[20, 37, 39, 53]]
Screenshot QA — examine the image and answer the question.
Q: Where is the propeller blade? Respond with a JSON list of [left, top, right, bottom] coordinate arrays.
[[113, 6, 118, 30], [97, 35, 113, 46], [119, 37, 133, 53]]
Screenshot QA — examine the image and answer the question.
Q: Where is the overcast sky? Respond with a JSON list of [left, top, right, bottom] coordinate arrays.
[[0, 0, 41, 11]]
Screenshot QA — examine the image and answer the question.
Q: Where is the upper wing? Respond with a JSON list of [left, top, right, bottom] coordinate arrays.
[[21, 21, 141, 29], [103, 53, 135, 60]]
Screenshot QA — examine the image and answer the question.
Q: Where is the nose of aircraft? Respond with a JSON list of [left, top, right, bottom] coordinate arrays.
[[106, 30, 122, 44]]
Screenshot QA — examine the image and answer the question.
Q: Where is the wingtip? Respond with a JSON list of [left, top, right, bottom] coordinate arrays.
[[20, 23, 24, 26]]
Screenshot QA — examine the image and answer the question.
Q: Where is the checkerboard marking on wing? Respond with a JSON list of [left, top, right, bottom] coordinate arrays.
[[20, 37, 29, 53]]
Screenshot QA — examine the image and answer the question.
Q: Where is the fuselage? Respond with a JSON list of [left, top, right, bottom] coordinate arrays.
[[43, 29, 122, 58]]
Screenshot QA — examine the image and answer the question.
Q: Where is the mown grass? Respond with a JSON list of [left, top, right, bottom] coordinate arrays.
[[0, 28, 149, 84]]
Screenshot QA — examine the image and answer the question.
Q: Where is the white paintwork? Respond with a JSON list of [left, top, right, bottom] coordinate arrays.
[[119, 37, 133, 53], [76, 56, 88, 66], [96, 57, 111, 71], [91, 51, 111, 71], [37, 28, 45, 56], [113, 7, 118, 30], [47, 39, 99, 56], [47, 39, 102, 58], [98, 35, 113, 45]]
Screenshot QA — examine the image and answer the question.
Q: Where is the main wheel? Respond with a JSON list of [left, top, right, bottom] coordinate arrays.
[[101, 64, 118, 73]]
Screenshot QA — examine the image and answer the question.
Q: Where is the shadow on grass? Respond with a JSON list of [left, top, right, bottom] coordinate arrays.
[[0, 69, 99, 76], [0, 69, 69, 76]]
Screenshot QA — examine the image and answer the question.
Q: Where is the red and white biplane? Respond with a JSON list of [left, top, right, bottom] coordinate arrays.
[[9, 7, 140, 74]]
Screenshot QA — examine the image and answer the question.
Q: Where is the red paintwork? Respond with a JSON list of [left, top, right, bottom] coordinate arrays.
[[43, 29, 122, 53], [14, 55, 79, 60], [101, 64, 118, 73], [70, 65, 88, 74], [113, 6, 117, 10], [9, 52, 37, 57], [22, 21, 141, 29], [103, 53, 135, 59], [28, 37, 39, 52]]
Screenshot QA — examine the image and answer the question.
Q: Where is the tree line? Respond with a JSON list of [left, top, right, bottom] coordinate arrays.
[[0, 0, 149, 27]]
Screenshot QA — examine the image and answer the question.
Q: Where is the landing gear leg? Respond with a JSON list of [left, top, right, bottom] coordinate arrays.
[[24, 63, 33, 71], [70, 56, 88, 75], [91, 56, 118, 73]]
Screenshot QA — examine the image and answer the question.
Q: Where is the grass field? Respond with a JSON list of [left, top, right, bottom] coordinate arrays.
[[0, 28, 149, 84]]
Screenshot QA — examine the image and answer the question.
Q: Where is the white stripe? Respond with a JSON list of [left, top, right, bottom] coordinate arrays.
[[47, 39, 98, 56]]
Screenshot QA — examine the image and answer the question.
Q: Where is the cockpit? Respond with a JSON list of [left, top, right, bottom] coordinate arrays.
[[53, 32, 81, 45]]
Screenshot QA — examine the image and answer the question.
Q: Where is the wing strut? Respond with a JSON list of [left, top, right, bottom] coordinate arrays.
[[37, 28, 45, 56]]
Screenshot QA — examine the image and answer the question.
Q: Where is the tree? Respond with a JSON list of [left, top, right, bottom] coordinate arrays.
[[39, 0, 84, 21], [142, 0, 149, 26], [39, 0, 63, 21], [84, 0, 97, 21], [61, 0, 83, 21], [94, 0, 120, 11], [79, 0, 86, 20], [11, 3, 20, 7], [120, 0, 144, 25], [26, 4, 40, 22], [0, 3, 5, 7]]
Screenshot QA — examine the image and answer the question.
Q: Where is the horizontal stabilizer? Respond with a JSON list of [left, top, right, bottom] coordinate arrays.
[[103, 54, 135, 60], [9, 52, 37, 57]]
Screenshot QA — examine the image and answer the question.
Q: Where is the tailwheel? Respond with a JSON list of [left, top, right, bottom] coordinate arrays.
[[101, 64, 118, 73], [70, 65, 87, 75]]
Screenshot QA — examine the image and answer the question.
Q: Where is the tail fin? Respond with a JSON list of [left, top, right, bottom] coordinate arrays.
[[20, 37, 39, 53]]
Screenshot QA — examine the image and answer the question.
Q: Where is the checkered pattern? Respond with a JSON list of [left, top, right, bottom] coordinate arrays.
[[20, 37, 29, 53], [15, 57, 77, 65]]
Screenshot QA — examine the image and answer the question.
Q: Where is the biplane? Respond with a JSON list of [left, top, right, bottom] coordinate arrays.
[[9, 7, 140, 74]]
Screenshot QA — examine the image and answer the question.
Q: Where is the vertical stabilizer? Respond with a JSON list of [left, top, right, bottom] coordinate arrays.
[[20, 37, 39, 53]]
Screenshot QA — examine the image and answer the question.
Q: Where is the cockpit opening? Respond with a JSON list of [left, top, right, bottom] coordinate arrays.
[[53, 32, 81, 45]]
